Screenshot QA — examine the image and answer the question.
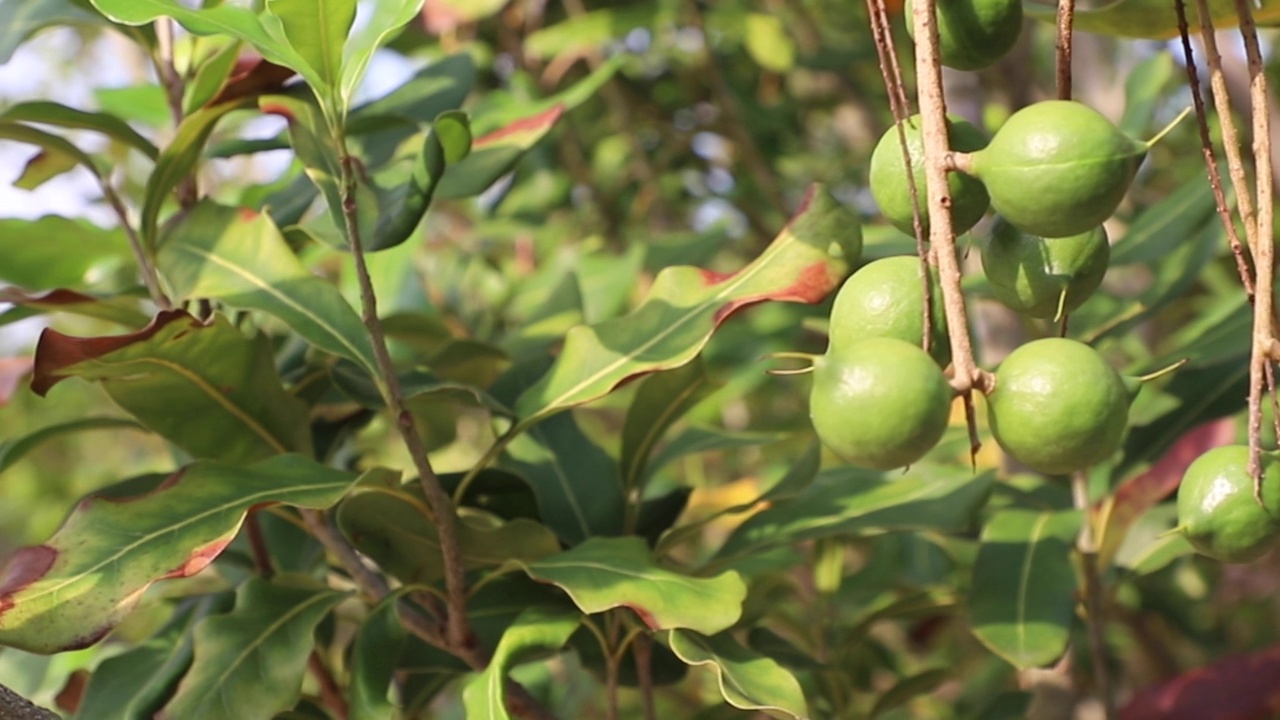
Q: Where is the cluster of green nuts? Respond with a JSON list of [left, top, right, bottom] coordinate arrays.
[[804, 0, 1273, 565], [808, 0, 1147, 476]]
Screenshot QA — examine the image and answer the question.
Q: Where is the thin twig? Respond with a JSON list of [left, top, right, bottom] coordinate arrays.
[[1232, 0, 1276, 495], [1055, 0, 1077, 99], [337, 153, 474, 651], [153, 18, 197, 208], [1172, 1, 1255, 298], [908, 0, 994, 406], [245, 510, 274, 578], [308, 651, 350, 720], [865, 0, 936, 360], [633, 634, 658, 720], [1072, 471, 1115, 720], [300, 509, 561, 719], [101, 181, 172, 309]]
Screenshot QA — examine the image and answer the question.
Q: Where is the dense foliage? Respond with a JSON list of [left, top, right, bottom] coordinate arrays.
[[1, 1, 1279, 719]]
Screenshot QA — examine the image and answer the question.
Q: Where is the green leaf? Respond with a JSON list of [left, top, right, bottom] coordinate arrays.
[[423, 0, 509, 32], [620, 359, 713, 494], [349, 588, 412, 720], [262, 92, 353, 247], [664, 629, 809, 720], [336, 484, 560, 584], [32, 310, 313, 463], [0, 417, 143, 474], [183, 39, 243, 113], [0, 0, 101, 64], [460, 606, 581, 720], [1025, 0, 1280, 39], [744, 13, 796, 72], [0, 288, 150, 328], [141, 97, 256, 250], [89, 0, 316, 86], [348, 51, 474, 129], [0, 455, 357, 653], [514, 185, 861, 424], [158, 578, 349, 720], [502, 411, 626, 546], [340, 0, 427, 106], [523, 3, 669, 60], [1118, 53, 1175, 138], [0, 215, 131, 289], [969, 509, 1081, 669], [96, 84, 172, 127], [434, 104, 567, 200], [158, 202, 377, 372], [514, 537, 747, 635], [265, 0, 355, 99], [0, 120, 101, 180], [870, 668, 951, 719], [368, 111, 472, 251], [712, 465, 994, 567], [75, 595, 231, 720], [14, 145, 80, 189], [1, 101, 159, 159]]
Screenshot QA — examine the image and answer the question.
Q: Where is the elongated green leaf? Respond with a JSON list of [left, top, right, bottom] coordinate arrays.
[[461, 607, 581, 720], [620, 359, 713, 493], [0, 417, 143, 474], [433, 104, 565, 201], [348, 51, 474, 129], [1, 101, 158, 159], [158, 202, 377, 372], [0, 0, 101, 64], [0, 120, 100, 180], [158, 578, 349, 720], [182, 38, 242, 113], [75, 595, 231, 720], [368, 111, 472, 251], [515, 537, 747, 635], [89, 0, 316, 86], [665, 630, 808, 720], [502, 411, 625, 545], [141, 97, 255, 250], [523, 3, 669, 60], [14, 144, 80, 189], [349, 588, 413, 720], [970, 509, 1081, 669], [336, 485, 560, 584], [0, 288, 149, 328], [744, 13, 796, 72], [1026, 0, 1280, 39], [266, 0, 354, 98], [870, 668, 951, 719], [262, 92, 354, 246], [32, 310, 313, 463], [341, 0, 427, 105], [713, 465, 994, 567], [0, 216, 131, 289], [514, 185, 861, 423], [0, 454, 357, 653]]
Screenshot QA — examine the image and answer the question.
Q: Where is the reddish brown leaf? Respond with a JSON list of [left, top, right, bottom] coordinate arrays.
[[207, 56, 296, 107], [473, 104, 565, 149], [55, 669, 89, 713], [0, 287, 150, 328], [31, 310, 194, 396], [0, 356, 34, 407], [1120, 646, 1280, 720], [1097, 418, 1236, 566]]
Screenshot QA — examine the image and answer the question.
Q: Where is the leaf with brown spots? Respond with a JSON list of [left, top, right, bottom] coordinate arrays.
[[0, 455, 357, 654], [513, 184, 861, 425], [32, 310, 312, 463]]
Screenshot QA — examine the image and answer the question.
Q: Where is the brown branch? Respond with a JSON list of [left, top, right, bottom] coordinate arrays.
[[908, 0, 994, 404], [101, 181, 172, 309], [633, 634, 658, 720], [1055, 0, 1077, 99], [1232, 0, 1276, 493], [1172, 1, 1255, 298], [245, 509, 274, 578], [337, 154, 474, 652], [0, 682, 59, 720], [309, 651, 349, 720]]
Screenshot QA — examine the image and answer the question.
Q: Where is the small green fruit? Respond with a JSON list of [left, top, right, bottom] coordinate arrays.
[[827, 255, 951, 366], [980, 218, 1110, 319], [987, 338, 1128, 474], [810, 337, 953, 470], [970, 101, 1147, 238], [869, 114, 991, 236], [905, 0, 1024, 71], [1177, 446, 1280, 563]]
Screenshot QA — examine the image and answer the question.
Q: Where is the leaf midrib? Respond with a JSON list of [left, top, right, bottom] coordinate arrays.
[[14, 478, 347, 608]]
